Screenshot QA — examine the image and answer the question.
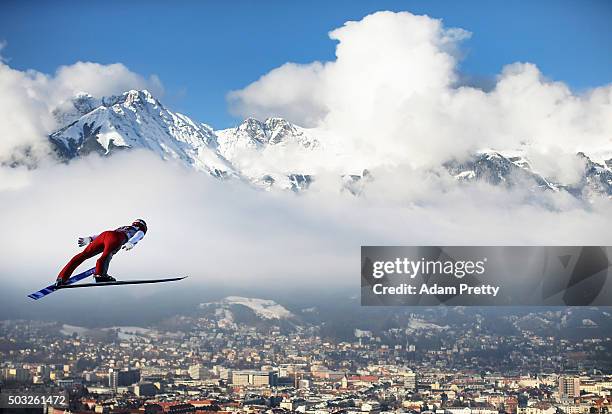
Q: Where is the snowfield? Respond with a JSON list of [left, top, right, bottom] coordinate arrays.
[[200, 296, 295, 320], [60, 324, 90, 336], [406, 319, 449, 331]]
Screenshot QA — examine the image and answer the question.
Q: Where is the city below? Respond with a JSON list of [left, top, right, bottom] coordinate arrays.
[[1, 299, 611, 414]]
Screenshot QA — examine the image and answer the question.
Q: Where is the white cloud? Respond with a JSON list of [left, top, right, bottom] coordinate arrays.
[[228, 11, 612, 180], [48, 62, 163, 104], [0, 53, 163, 163], [1, 152, 611, 297], [228, 62, 328, 128], [524, 146, 587, 185]]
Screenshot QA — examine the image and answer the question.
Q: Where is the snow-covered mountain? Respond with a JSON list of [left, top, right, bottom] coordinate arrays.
[[50, 90, 236, 179], [48, 89, 612, 199], [568, 152, 612, 199], [49, 90, 319, 190], [198, 296, 299, 329], [216, 117, 319, 191], [216, 117, 318, 160], [445, 150, 558, 191], [203, 296, 294, 320], [445, 149, 612, 199]]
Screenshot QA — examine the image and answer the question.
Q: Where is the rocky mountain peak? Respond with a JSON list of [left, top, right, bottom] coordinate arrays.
[[46, 90, 612, 199]]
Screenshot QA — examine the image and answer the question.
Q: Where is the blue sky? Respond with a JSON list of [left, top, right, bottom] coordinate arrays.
[[1, 0, 610, 128]]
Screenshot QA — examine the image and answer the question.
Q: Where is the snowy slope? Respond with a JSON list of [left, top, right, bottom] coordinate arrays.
[[566, 152, 612, 199], [215, 118, 320, 191], [445, 149, 612, 198], [60, 324, 90, 336], [197, 296, 301, 329], [50, 90, 237, 178], [445, 150, 558, 191], [406, 319, 449, 332], [51, 92, 103, 126], [216, 117, 318, 160], [201, 296, 295, 320]]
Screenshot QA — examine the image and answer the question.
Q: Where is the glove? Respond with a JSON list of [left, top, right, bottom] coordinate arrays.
[[78, 236, 93, 247], [122, 242, 135, 251]]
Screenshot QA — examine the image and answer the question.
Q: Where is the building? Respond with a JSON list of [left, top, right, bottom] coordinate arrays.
[[1, 367, 31, 383], [362, 401, 381, 412], [109, 368, 141, 389], [404, 371, 417, 391], [188, 364, 208, 380], [36, 365, 51, 379], [83, 371, 98, 383], [518, 403, 556, 414], [231, 370, 278, 387], [341, 376, 349, 389], [132, 381, 158, 397], [231, 371, 251, 386], [559, 376, 581, 401], [145, 402, 196, 413]]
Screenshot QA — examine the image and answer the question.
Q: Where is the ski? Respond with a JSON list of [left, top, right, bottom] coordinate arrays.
[[57, 276, 187, 288], [27, 268, 96, 300]]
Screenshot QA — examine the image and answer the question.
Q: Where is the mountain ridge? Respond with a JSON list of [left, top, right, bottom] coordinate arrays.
[[48, 89, 612, 199]]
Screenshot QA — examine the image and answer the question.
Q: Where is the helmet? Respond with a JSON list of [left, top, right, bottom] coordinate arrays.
[[132, 219, 147, 232]]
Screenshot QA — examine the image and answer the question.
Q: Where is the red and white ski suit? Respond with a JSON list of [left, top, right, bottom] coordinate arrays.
[[57, 226, 146, 281]]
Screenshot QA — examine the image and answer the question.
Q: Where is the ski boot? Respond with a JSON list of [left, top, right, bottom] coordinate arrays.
[[94, 274, 117, 283]]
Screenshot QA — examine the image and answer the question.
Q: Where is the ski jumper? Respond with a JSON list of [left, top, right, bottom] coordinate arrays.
[[57, 225, 146, 281]]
